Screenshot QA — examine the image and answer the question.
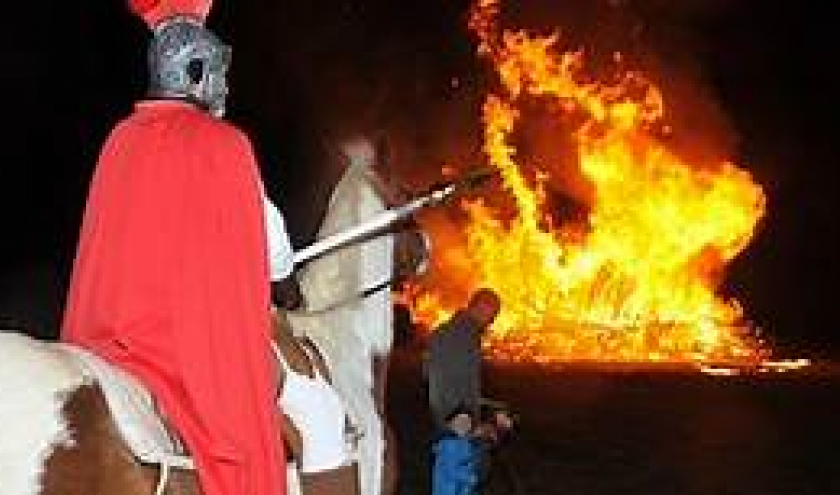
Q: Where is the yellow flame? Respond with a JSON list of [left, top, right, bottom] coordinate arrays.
[[403, 0, 770, 364]]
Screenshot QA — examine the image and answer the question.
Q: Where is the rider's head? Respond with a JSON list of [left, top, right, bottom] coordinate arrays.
[[128, 1, 229, 118], [148, 17, 231, 118]]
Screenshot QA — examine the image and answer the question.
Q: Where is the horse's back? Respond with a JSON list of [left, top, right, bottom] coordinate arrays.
[[0, 332, 87, 393]]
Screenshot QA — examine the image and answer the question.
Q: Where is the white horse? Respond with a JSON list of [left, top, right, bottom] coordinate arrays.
[[289, 137, 416, 495]]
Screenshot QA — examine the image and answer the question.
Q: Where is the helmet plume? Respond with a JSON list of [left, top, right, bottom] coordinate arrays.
[[127, 0, 214, 28]]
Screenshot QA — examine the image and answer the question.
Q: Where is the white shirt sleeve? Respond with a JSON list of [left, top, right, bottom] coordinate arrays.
[[263, 194, 295, 281]]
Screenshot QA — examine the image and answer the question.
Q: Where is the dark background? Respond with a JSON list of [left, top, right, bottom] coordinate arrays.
[[1, 0, 837, 357]]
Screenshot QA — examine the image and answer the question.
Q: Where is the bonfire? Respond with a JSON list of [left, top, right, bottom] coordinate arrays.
[[399, 0, 779, 366]]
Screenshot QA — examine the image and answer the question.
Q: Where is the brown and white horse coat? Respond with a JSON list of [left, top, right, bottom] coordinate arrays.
[[0, 332, 198, 495]]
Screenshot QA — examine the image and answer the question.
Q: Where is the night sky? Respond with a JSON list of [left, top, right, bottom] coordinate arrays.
[[1, 1, 837, 356]]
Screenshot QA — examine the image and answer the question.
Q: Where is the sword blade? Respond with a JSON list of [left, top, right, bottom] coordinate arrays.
[[291, 168, 493, 267]]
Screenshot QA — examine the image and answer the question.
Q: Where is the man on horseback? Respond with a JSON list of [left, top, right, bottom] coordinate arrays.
[[61, 1, 291, 493]]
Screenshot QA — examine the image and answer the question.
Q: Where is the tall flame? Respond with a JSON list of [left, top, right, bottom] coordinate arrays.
[[401, 0, 768, 363]]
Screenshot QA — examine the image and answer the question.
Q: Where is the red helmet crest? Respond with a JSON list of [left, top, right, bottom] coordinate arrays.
[[127, 0, 214, 28]]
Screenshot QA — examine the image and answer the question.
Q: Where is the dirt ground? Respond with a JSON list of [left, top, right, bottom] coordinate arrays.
[[387, 344, 840, 495]]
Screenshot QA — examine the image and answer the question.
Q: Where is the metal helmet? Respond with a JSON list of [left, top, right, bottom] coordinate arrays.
[[147, 16, 231, 117]]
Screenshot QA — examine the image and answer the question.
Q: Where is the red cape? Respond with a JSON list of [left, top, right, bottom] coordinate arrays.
[[62, 100, 285, 494]]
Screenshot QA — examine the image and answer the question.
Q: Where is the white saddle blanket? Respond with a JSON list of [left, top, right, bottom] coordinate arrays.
[[60, 345, 194, 470]]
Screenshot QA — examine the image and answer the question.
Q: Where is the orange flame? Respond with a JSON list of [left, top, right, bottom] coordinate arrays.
[[401, 0, 769, 363]]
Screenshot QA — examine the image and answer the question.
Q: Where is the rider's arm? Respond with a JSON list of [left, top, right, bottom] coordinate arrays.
[[281, 413, 303, 462], [263, 194, 294, 281]]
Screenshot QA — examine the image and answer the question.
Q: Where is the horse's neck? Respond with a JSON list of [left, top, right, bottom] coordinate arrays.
[[322, 167, 383, 235]]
